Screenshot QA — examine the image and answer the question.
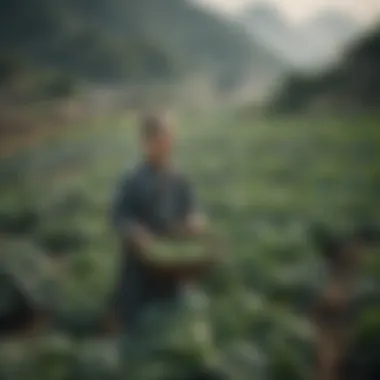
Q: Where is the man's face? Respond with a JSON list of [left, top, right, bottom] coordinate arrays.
[[144, 123, 174, 164]]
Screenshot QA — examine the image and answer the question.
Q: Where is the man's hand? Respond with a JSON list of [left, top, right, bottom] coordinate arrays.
[[128, 224, 153, 251], [187, 213, 208, 235], [103, 312, 121, 336], [171, 213, 208, 238], [323, 282, 348, 309]]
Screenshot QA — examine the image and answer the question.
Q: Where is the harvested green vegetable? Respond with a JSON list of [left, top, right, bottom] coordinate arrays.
[[148, 239, 208, 263]]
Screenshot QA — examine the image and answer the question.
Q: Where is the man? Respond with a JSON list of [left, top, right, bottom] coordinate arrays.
[[110, 111, 218, 379]]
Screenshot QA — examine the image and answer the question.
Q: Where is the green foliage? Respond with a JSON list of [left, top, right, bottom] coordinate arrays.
[[341, 307, 380, 380], [0, 239, 60, 318], [0, 207, 39, 235], [1, 111, 380, 379]]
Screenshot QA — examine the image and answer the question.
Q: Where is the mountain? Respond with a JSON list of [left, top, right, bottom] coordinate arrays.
[[268, 23, 380, 113], [0, 0, 285, 92], [240, 4, 363, 70], [132, 0, 286, 89], [305, 11, 362, 46], [240, 4, 301, 65], [301, 10, 364, 63], [0, 0, 175, 83]]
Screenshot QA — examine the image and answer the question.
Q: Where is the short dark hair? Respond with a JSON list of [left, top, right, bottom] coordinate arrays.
[[140, 111, 171, 141]]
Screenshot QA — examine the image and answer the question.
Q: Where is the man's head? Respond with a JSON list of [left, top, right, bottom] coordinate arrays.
[[140, 111, 175, 167]]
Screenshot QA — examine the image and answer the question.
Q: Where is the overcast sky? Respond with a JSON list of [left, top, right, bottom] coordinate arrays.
[[193, 0, 380, 23]]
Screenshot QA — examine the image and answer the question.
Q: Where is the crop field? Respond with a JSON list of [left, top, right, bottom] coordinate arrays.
[[1, 109, 380, 380]]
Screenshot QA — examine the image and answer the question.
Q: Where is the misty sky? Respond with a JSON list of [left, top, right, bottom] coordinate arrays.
[[194, 0, 380, 23]]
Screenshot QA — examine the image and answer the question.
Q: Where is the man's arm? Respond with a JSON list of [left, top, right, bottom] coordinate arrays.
[[110, 173, 152, 252], [111, 174, 136, 238], [111, 174, 215, 278], [108, 173, 151, 330], [170, 177, 208, 238], [156, 177, 218, 279]]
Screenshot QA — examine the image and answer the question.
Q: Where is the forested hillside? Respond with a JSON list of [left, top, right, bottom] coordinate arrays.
[[0, 0, 283, 89], [269, 23, 380, 113]]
